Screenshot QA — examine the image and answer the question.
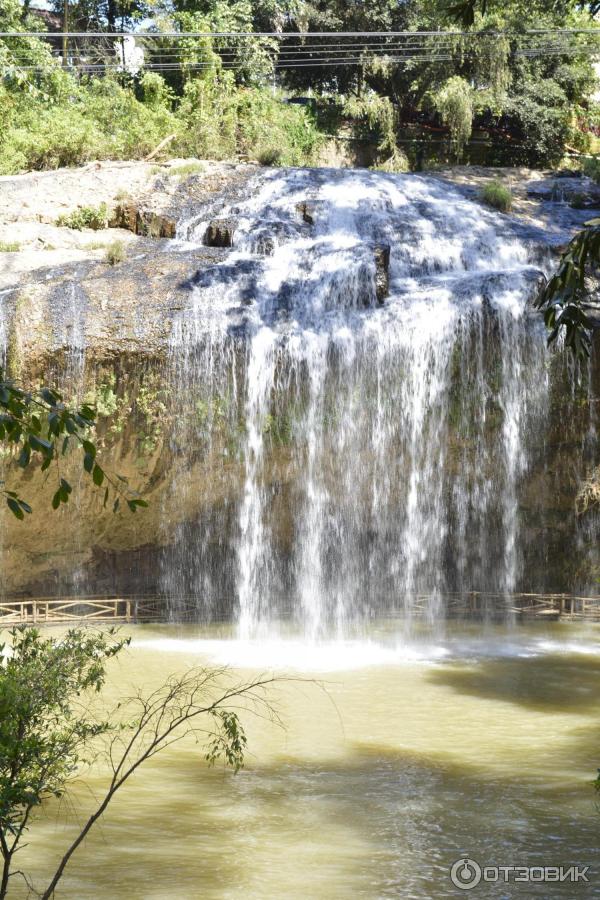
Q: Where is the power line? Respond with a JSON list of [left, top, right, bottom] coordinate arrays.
[[3, 28, 600, 73], [2, 29, 600, 38], [9, 47, 600, 74]]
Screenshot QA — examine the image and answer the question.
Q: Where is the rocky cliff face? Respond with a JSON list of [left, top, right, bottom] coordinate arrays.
[[1, 160, 599, 603], [0, 160, 261, 596]]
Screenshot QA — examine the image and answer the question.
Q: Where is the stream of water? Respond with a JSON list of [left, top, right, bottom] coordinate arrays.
[[161, 167, 550, 635]]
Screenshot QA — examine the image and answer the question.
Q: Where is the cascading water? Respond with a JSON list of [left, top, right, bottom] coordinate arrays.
[[161, 167, 549, 638]]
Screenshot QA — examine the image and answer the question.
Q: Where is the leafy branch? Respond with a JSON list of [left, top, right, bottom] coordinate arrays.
[[0, 627, 283, 900], [534, 219, 600, 359], [445, 0, 488, 28], [0, 371, 148, 519]]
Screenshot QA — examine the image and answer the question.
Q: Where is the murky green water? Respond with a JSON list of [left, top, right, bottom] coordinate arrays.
[[10, 622, 600, 898]]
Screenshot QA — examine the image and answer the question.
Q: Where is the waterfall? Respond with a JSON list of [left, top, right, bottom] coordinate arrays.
[[161, 167, 549, 637]]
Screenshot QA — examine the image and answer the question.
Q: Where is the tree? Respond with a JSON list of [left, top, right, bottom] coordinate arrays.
[[0, 626, 278, 899], [432, 75, 474, 160], [0, 370, 147, 519], [0, 627, 127, 898], [276, 0, 598, 167], [447, 0, 600, 28]]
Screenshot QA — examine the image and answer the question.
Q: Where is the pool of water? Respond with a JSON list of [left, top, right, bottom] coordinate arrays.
[[13, 621, 600, 898]]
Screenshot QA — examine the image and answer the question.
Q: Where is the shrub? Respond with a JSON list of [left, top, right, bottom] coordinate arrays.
[[257, 147, 283, 166], [56, 203, 109, 231], [176, 73, 322, 166], [493, 79, 571, 168], [0, 72, 177, 175], [432, 76, 474, 160], [105, 239, 126, 265], [584, 156, 600, 184], [371, 149, 410, 173], [570, 191, 588, 209], [480, 180, 512, 212], [0, 241, 20, 252]]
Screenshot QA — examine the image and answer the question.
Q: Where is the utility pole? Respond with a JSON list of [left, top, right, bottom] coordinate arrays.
[[62, 0, 68, 67]]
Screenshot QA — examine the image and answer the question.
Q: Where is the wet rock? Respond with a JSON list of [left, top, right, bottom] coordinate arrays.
[[254, 234, 276, 256], [373, 244, 390, 304], [204, 218, 236, 248], [526, 179, 600, 208], [4, 246, 235, 375], [296, 201, 317, 225], [111, 203, 177, 238], [249, 222, 299, 256]]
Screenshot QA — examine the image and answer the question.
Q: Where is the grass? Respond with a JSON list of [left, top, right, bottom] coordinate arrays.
[[56, 203, 109, 231], [0, 241, 21, 252], [105, 239, 126, 265], [480, 180, 512, 213], [168, 161, 205, 179]]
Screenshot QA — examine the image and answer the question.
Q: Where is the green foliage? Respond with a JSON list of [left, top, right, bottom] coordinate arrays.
[[0, 371, 147, 517], [570, 191, 588, 210], [205, 710, 248, 772], [584, 155, 600, 183], [432, 76, 474, 161], [498, 78, 573, 167], [480, 180, 512, 212], [0, 242, 19, 253], [0, 69, 178, 175], [472, 32, 511, 112], [135, 373, 168, 457], [0, 625, 274, 898], [258, 147, 283, 166], [287, 1, 598, 168], [371, 151, 410, 173], [0, 627, 128, 898], [344, 93, 396, 153], [56, 203, 109, 231], [262, 410, 293, 447], [535, 218, 600, 358], [105, 239, 126, 265], [0, 2, 598, 174], [343, 92, 408, 169], [176, 73, 322, 165]]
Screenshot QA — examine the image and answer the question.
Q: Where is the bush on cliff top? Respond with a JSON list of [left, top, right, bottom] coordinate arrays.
[[0, 56, 322, 175]]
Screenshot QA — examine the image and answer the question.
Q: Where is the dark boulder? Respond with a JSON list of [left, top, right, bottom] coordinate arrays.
[[204, 218, 237, 248], [373, 244, 390, 304], [111, 203, 177, 238]]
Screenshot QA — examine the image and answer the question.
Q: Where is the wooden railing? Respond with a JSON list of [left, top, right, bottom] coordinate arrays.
[[0, 596, 179, 625], [406, 592, 600, 620], [0, 592, 599, 626]]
